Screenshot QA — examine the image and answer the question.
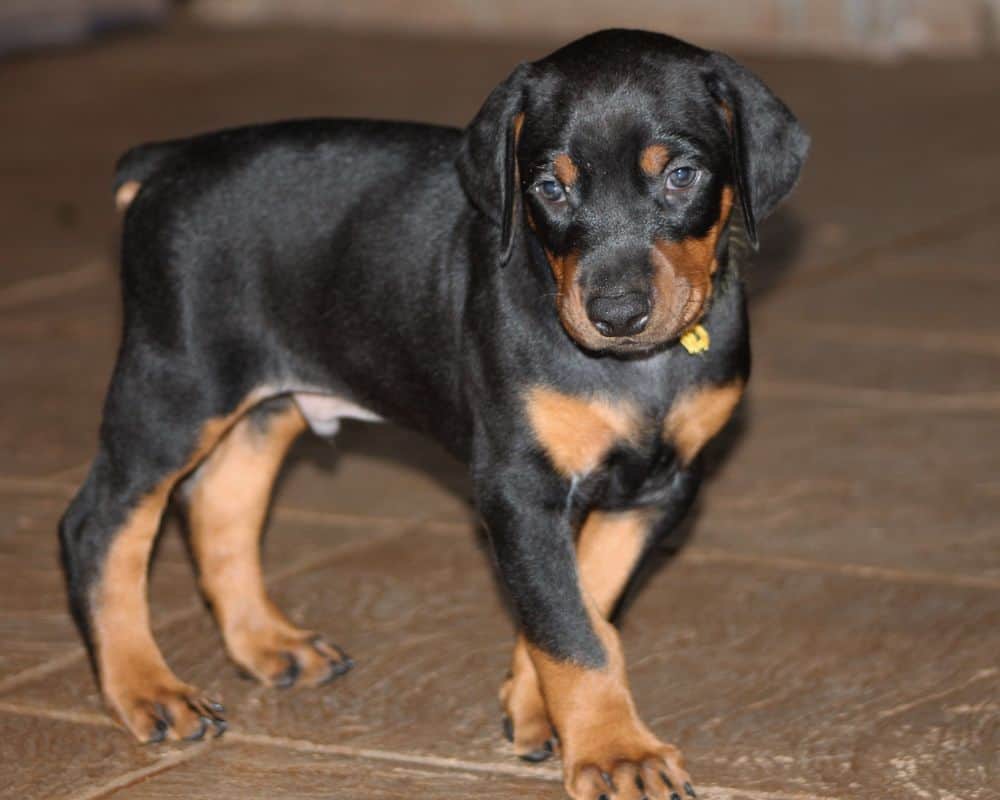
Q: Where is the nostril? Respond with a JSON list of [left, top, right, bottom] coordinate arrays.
[[586, 292, 650, 338], [626, 312, 650, 335]]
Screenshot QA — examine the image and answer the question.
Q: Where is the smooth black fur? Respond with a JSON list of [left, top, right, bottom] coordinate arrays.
[[61, 31, 807, 692]]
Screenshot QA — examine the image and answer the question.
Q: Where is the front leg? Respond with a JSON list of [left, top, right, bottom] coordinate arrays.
[[500, 509, 656, 761], [479, 465, 694, 800]]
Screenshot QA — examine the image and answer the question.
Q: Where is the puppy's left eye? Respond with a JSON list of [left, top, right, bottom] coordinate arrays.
[[535, 179, 567, 204], [666, 166, 699, 191]]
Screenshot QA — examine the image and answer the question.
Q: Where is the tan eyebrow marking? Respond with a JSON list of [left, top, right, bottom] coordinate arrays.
[[640, 144, 670, 176], [553, 153, 579, 187]]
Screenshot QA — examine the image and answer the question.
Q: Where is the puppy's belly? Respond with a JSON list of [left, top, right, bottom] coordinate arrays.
[[292, 393, 382, 437]]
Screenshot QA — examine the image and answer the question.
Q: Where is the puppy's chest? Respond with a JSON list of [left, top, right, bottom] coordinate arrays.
[[525, 379, 744, 493]]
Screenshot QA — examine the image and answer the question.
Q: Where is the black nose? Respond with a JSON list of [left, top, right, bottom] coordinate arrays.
[[586, 292, 651, 338]]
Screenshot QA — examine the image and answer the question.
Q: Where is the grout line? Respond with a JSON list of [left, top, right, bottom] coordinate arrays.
[[875, 667, 999, 720], [0, 475, 76, 495], [42, 461, 93, 484], [757, 320, 1000, 359], [0, 477, 473, 535], [0, 701, 111, 726], [255, 523, 417, 584], [0, 700, 841, 800], [0, 648, 90, 696], [777, 200, 1000, 293], [681, 547, 1000, 591], [706, 479, 851, 511], [0, 703, 207, 800], [229, 730, 561, 783], [752, 380, 1000, 412], [228, 733, 843, 799], [0, 261, 109, 309], [72, 747, 211, 800], [273, 504, 469, 533]]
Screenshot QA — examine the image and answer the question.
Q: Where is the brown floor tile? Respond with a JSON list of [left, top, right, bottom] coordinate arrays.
[[0, 491, 77, 680], [875, 224, 1000, 281], [276, 428, 472, 524], [9, 526, 996, 798], [0, 709, 206, 800], [849, 679, 1000, 800], [626, 560, 999, 800], [0, 284, 117, 477], [697, 398, 1000, 580], [748, 223, 1000, 398], [755, 230, 1000, 340], [753, 326, 1000, 396]]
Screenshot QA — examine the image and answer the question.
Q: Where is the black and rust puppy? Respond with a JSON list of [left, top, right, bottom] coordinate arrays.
[[60, 29, 807, 800]]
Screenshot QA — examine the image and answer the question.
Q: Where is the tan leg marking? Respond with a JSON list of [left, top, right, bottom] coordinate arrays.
[[96, 484, 221, 742], [500, 636, 557, 760], [94, 397, 264, 742], [187, 402, 351, 688], [577, 510, 652, 617], [528, 599, 691, 800], [525, 387, 641, 478], [502, 510, 652, 764], [663, 380, 744, 464]]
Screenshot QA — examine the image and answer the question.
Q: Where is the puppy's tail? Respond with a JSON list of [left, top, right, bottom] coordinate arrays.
[[113, 140, 181, 212]]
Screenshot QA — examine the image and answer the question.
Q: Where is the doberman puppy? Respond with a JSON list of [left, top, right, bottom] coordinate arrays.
[[59, 29, 808, 800]]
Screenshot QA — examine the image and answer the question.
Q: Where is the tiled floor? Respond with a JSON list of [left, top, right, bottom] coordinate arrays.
[[1, 20, 998, 800]]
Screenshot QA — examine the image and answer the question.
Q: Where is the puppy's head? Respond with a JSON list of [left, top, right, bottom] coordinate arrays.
[[457, 29, 809, 355]]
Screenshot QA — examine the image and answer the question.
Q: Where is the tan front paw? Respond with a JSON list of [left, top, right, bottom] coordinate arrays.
[[565, 733, 693, 800]]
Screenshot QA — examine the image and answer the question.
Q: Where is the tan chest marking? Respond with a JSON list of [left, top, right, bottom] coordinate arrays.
[[663, 380, 744, 464], [525, 387, 640, 478]]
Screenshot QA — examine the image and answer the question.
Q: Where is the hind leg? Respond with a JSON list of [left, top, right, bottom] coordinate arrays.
[[182, 397, 352, 688], [59, 374, 257, 742]]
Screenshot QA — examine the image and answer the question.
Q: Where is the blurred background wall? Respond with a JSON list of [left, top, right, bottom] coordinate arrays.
[[3, 0, 1000, 58], [191, 0, 1000, 58], [0, 0, 167, 55]]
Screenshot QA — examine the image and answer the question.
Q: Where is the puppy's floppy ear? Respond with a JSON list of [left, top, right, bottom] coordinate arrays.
[[706, 53, 810, 250], [456, 63, 532, 266]]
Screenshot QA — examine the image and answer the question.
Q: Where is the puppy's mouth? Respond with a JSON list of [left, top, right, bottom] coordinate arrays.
[[557, 282, 707, 355], [543, 240, 714, 356]]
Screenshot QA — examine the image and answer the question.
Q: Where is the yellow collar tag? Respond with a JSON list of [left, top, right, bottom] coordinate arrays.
[[680, 324, 710, 355]]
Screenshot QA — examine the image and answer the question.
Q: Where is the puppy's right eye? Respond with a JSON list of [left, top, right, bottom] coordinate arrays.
[[535, 179, 567, 204], [666, 166, 699, 191]]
